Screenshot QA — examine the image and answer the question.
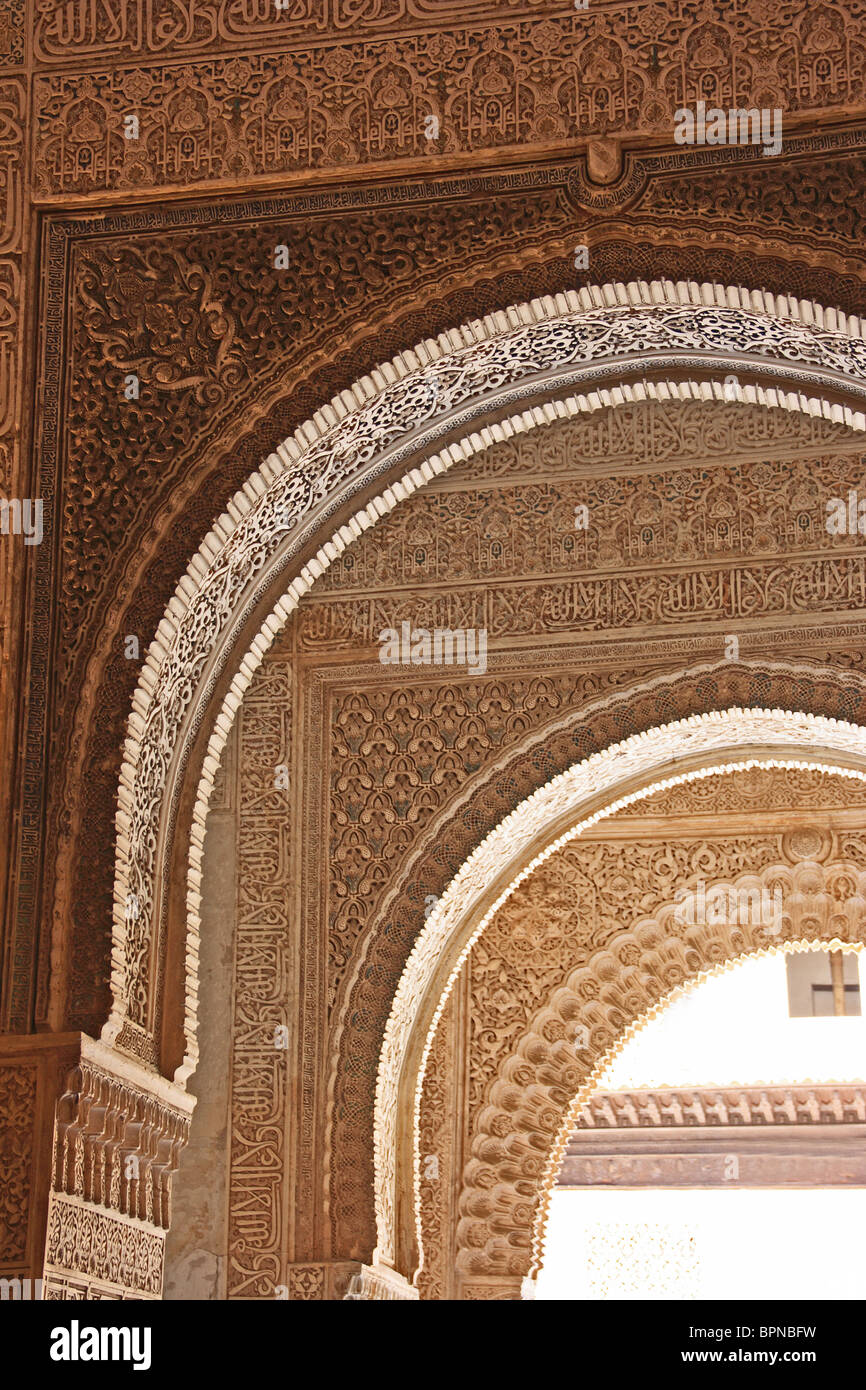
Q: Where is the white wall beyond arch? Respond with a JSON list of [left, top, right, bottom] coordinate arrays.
[[102, 279, 866, 1093], [374, 710, 866, 1274]]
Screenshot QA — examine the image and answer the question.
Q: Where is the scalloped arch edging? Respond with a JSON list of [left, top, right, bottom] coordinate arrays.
[[375, 712, 866, 1272], [105, 279, 866, 1084], [450, 865, 866, 1288]]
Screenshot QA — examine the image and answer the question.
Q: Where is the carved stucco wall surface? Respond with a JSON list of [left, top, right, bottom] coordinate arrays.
[[26, 154, 866, 1052], [0, 1063, 38, 1272], [221, 397, 866, 1290], [13, 155, 866, 1073], [28, 0, 866, 196], [6, 0, 866, 1306], [40, 1043, 192, 1300], [390, 730, 866, 1267], [7, 0, 866, 1055]]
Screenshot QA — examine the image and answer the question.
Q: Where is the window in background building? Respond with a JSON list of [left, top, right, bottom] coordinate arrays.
[[786, 950, 861, 1017]]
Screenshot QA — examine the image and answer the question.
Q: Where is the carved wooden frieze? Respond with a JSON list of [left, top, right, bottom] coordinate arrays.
[[573, 1083, 866, 1131], [30, 1, 866, 196]]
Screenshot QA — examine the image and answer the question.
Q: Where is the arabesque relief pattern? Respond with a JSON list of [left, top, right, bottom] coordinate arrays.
[[321, 441, 866, 1257], [452, 850, 866, 1292], [230, 661, 293, 1297], [0, 77, 24, 496], [30, 0, 866, 196], [52, 182, 571, 1041], [467, 836, 805, 1126], [106, 299, 866, 1080], [308, 437, 866, 653], [416, 991, 456, 1303], [42, 1201, 164, 1300], [6, 0, 866, 1304], [0, 69, 29, 1042], [63, 195, 560, 672], [11, 24, 866, 1065], [0, 1063, 37, 1270], [8, 7, 866, 1053], [617, 766, 866, 818], [30, 188, 866, 1049]]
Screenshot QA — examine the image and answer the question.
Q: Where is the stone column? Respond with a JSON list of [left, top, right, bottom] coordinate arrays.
[[344, 1262, 420, 1300]]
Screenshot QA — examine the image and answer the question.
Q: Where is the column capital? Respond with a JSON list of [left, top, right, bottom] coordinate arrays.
[[41, 1035, 192, 1298]]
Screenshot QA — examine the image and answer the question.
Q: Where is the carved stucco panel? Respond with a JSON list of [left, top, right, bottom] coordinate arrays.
[[29, 2, 866, 194]]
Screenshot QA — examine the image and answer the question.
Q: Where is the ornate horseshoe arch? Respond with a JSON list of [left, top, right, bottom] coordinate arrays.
[[104, 279, 866, 1095], [458, 919, 866, 1300], [377, 711, 866, 1283], [521, 929, 866, 1298]]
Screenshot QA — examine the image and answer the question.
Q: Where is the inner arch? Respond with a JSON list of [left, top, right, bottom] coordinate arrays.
[[377, 711, 866, 1272], [531, 941, 866, 1300]]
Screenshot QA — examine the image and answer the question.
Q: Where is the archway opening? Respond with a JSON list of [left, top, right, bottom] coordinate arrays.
[[410, 749, 866, 1300], [534, 944, 866, 1300]]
